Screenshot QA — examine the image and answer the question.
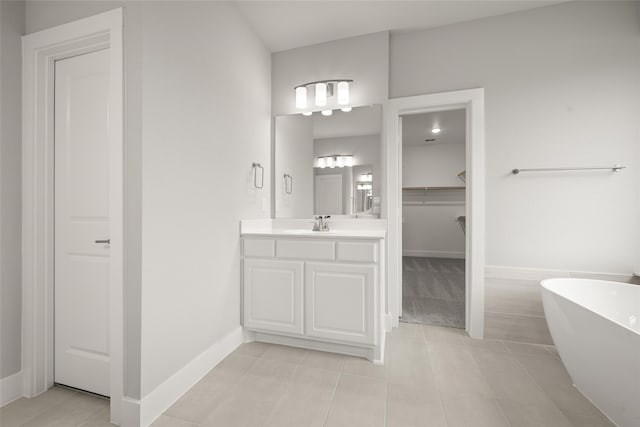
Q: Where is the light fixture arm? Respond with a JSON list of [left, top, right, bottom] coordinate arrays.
[[293, 79, 353, 90]]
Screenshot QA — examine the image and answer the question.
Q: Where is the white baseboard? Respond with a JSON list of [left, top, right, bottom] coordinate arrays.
[[120, 326, 244, 427], [403, 250, 465, 259], [384, 312, 394, 332], [486, 265, 636, 283], [255, 332, 379, 363], [1, 370, 24, 407]]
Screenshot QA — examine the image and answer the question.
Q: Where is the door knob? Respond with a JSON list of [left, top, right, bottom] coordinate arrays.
[[95, 239, 110, 244]]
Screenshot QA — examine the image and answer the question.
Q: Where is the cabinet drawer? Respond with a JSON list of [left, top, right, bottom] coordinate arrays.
[[276, 240, 335, 261], [243, 239, 275, 258], [337, 241, 377, 263]]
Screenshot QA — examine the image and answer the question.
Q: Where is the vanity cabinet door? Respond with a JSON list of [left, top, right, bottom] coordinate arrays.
[[244, 259, 304, 335], [305, 262, 376, 345]]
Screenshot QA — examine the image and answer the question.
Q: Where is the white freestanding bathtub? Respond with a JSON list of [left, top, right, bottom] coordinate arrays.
[[541, 278, 640, 427]]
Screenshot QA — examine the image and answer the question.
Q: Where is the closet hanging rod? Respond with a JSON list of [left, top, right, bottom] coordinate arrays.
[[512, 165, 626, 175]]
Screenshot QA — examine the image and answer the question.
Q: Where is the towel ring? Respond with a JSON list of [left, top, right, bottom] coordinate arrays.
[[284, 173, 293, 194], [252, 162, 264, 189]]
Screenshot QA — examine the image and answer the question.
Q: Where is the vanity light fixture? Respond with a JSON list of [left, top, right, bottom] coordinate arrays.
[[294, 79, 353, 112], [315, 155, 353, 169], [315, 82, 327, 106], [295, 86, 307, 109]]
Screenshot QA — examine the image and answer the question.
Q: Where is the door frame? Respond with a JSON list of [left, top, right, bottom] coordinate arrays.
[[385, 89, 485, 338], [22, 9, 124, 423]]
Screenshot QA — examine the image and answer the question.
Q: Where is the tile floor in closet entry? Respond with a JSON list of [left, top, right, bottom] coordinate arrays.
[[0, 323, 613, 427]]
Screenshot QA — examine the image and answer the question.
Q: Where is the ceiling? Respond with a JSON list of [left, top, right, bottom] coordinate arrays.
[[402, 109, 465, 146], [235, 1, 564, 52]]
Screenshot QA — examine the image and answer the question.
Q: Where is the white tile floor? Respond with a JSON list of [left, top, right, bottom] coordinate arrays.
[[0, 324, 614, 427]]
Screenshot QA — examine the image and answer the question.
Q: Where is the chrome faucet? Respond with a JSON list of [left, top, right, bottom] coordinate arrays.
[[312, 215, 331, 232]]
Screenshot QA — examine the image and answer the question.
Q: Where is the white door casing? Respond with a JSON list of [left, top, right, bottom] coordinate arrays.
[[54, 49, 111, 397], [315, 174, 343, 215], [386, 89, 485, 338], [243, 259, 304, 335], [22, 9, 123, 423]]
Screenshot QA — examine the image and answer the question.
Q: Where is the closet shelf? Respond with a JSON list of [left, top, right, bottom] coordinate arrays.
[[403, 201, 465, 206], [402, 186, 465, 191]]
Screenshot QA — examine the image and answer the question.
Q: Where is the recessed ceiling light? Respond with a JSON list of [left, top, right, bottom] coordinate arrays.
[[431, 127, 441, 134]]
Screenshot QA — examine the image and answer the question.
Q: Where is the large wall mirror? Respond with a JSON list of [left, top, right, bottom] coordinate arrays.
[[275, 105, 382, 218]]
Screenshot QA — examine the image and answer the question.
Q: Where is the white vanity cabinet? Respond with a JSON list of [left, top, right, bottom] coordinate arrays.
[[241, 234, 385, 363], [243, 259, 304, 336], [305, 262, 376, 345]]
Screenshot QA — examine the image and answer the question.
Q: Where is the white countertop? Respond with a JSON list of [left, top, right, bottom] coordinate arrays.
[[241, 229, 386, 239], [240, 219, 387, 240]]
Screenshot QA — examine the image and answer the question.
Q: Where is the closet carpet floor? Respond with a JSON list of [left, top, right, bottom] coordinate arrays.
[[401, 257, 465, 328]]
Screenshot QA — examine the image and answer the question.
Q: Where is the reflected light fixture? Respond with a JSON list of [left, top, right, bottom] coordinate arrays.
[[294, 79, 353, 112], [326, 156, 335, 168], [337, 81, 349, 105], [315, 155, 353, 169]]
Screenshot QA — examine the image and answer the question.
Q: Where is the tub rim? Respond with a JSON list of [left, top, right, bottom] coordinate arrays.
[[541, 277, 639, 335]]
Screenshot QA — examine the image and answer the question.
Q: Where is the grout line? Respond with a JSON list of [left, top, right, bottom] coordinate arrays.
[[492, 398, 514, 427], [485, 310, 547, 319], [422, 338, 451, 427], [320, 365, 342, 427]]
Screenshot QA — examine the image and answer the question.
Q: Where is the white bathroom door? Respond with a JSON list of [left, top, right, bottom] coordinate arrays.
[[54, 48, 111, 396], [315, 174, 343, 214]]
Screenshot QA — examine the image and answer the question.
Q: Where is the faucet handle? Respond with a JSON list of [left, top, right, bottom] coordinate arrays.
[[322, 215, 331, 231]]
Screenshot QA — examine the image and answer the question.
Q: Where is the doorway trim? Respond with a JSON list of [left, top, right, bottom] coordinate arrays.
[[22, 8, 124, 423], [385, 89, 485, 338]]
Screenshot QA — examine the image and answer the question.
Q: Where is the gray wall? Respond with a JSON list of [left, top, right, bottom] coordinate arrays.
[[137, 1, 270, 396], [1, 0, 25, 381], [391, 1, 640, 274]]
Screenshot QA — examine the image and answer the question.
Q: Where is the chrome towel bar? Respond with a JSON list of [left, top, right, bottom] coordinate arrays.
[[512, 165, 627, 174]]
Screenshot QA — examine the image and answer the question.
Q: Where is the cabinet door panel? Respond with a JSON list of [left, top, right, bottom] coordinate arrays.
[[244, 259, 304, 335], [305, 262, 376, 345]]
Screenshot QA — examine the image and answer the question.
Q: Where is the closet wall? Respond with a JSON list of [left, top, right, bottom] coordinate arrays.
[[402, 114, 466, 259]]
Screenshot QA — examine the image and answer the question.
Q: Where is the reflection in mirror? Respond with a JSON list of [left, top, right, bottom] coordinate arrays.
[[275, 105, 382, 218]]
